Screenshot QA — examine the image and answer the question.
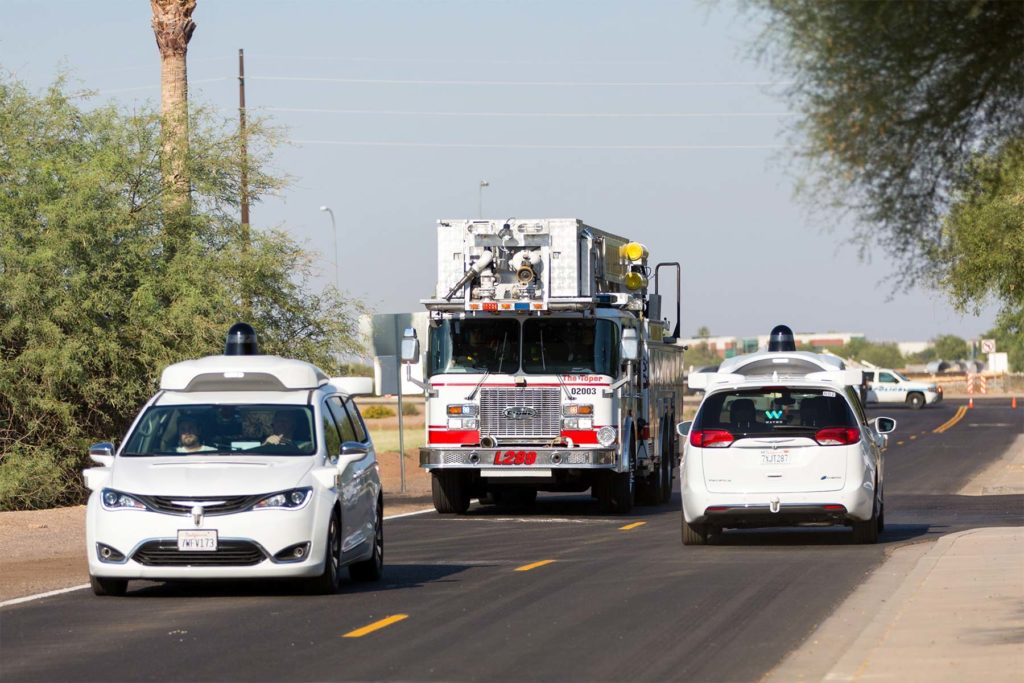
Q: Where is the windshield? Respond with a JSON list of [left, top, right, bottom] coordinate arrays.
[[521, 318, 618, 374], [428, 319, 520, 374], [694, 387, 856, 438], [427, 317, 619, 376], [122, 405, 317, 457]]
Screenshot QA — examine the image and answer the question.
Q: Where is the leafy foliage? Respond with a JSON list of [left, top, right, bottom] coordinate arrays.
[[748, 0, 1024, 289], [0, 76, 365, 509], [840, 338, 904, 369], [362, 405, 396, 419], [931, 335, 970, 362]]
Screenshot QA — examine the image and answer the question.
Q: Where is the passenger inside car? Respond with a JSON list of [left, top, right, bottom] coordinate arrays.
[[729, 398, 758, 432]]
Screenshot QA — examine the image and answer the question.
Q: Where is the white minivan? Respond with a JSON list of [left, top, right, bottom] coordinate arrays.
[[679, 339, 896, 545], [84, 325, 383, 595]]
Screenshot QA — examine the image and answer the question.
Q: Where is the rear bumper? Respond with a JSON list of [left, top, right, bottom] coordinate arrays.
[[420, 446, 617, 470], [682, 480, 876, 527]]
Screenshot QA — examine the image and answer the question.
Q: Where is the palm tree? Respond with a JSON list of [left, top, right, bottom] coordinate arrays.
[[150, 0, 197, 217]]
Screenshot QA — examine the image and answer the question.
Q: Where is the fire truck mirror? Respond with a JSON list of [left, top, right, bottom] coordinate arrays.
[[621, 327, 639, 362], [400, 328, 420, 364]]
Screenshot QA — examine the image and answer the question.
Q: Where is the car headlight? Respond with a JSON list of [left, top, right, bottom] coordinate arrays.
[[596, 426, 617, 447], [101, 489, 147, 511], [252, 487, 312, 510]]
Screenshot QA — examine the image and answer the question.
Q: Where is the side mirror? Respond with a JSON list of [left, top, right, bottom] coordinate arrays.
[[400, 327, 420, 364], [873, 417, 897, 434], [675, 421, 693, 438], [621, 327, 639, 362], [88, 442, 115, 467], [337, 442, 369, 470]]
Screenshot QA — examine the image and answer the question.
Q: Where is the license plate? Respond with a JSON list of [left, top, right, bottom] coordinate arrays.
[[759, 450, 791, 465], [177, 529, 218, 551], [492, 450, 538, 465]]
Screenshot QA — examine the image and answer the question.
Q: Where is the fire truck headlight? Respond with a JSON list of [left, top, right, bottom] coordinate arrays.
[[597, 426, 617, 447], [447, 404, 479, 417], [562, 404, 594, 416], [563, 417, 579, 429], [447, 418, 479, 430]]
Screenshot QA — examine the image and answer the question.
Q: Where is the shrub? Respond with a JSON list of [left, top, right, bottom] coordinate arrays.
[[401, 402, 420, 416], [362, 405, 396, 419]]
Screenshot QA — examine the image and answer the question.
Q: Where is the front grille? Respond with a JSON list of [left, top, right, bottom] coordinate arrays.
[[132, 540, 266, 566], [135, 495, 260, 516], [480, 387, 560, 439]]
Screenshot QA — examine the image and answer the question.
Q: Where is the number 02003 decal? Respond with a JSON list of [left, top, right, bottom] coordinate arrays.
[[493, 451, 538, 465], [570, 387, 597, 395]]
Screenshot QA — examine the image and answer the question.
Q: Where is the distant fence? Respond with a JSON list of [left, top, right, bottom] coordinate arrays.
[[913, 372, 1024, 396]]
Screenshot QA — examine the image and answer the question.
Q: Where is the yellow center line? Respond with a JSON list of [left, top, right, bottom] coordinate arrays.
[[619, 521, 647, 530], [909, 435, 917, 440], [896, 440, 905, 446], [342, 614, 408, 638], [515, 559, 556, 572], [933, 405, 968, 434]]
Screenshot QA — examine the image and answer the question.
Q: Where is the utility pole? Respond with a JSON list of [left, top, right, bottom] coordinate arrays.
[[239, 48, 250, 242]]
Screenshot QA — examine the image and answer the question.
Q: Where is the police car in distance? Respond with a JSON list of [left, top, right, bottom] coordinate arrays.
[[84, 324, 383, 595], [677, 325, 896, 545], [862, 367, 943, 409]]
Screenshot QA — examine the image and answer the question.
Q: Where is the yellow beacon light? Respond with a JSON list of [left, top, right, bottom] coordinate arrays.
[[625, 272, 648, 290], [622, 242, 648, 262]]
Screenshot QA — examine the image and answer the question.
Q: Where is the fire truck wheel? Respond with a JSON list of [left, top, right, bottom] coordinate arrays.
[[659, 421, 675, 504], [432, 471, 470, 514]]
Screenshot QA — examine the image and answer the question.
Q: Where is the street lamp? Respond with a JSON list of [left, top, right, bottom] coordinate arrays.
[[478, 180, 489, 218], [319, 205, 339, 291]]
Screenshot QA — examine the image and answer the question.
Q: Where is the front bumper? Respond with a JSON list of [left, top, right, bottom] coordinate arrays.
[[420, 446, 617, 469], [86, 497, 332, 580]]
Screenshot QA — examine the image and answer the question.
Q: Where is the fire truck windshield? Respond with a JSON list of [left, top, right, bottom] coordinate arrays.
[[428, 318, 619, 376]]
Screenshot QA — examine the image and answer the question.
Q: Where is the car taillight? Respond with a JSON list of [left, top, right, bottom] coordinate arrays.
[[690, 429, 734, 448], [814, 427, 861, 446]]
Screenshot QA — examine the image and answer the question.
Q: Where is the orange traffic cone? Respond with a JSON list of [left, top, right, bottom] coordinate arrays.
[[1013, 396, 1018, 409], [968, 397, 974, 409]]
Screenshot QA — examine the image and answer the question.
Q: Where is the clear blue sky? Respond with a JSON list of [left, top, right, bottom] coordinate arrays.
[[1, 0, 1000, 342]]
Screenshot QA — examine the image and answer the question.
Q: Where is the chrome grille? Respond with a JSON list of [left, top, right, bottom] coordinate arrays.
[[134, 494, 260, 516], [132, 540, 266, 566], [480, 387, 560, 439]]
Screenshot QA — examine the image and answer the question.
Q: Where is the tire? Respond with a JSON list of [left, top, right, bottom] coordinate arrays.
[[89, 575, 127, 597], [681, 517, 708, 546], [306, 510, 342, 594], [659, 419, 675, 504], [906, 392, 925, 409], [349, 498, 383, 582], [432, 471, 470, 514], [876, 487, 885, 533], [852, 491, 880, 544]]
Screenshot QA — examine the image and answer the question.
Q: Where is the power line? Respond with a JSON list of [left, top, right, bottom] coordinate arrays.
[[251, 76, 791, 87], [264, 106, 795, 119], [290, 139, 785, 150]]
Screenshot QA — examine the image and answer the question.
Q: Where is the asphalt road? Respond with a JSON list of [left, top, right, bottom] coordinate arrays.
[[2, 399, 1021, 683]]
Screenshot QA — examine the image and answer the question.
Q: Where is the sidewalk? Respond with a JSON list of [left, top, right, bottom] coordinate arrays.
[[764, 436, 1024, 683]]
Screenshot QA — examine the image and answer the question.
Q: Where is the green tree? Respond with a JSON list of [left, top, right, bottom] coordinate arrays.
[[841, 338, 904, 369], [932, 335, 969, 361], [683, 342, 720, 369], [747, 1, 1024, 291], [0, 76, 364, 510]]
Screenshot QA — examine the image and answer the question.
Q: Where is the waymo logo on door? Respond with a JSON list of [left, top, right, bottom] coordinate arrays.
[[765, 410, 783, 420]]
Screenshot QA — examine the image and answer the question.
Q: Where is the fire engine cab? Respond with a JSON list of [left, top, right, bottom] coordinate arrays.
[[401, 218, 685, 514]]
